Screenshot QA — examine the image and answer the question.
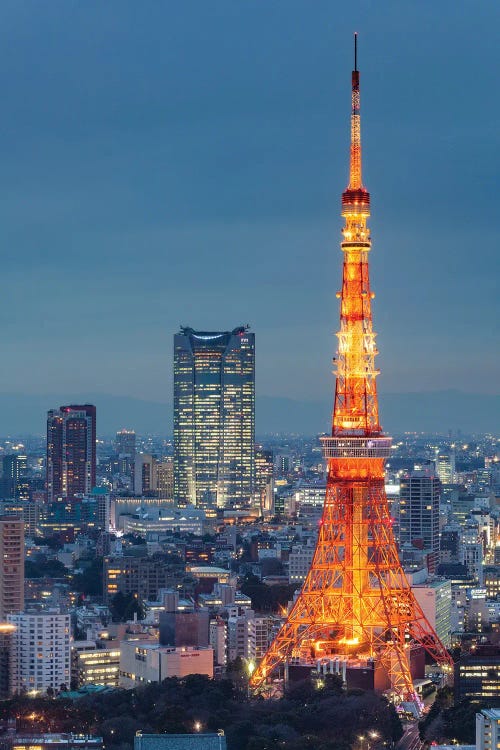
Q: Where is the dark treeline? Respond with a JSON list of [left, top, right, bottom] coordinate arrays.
[[0, 673, 404, 750]]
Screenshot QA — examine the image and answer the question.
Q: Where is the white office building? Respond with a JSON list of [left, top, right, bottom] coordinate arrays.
[[293, 481, 326, 508], [461, 523, 484, 585], [227, 607, 255, 661], [411, 578, 452, 648], [209, 617, 227, 667], [248, 617, 272, 661], [120, 641, 213, 687]]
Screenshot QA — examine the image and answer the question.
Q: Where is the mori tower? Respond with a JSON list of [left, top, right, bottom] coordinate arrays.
[[250, 37, 453, 707], [173, 326, 255, 509]]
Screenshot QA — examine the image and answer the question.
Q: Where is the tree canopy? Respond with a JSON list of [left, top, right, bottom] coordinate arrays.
[[0, 674, 404, 750]]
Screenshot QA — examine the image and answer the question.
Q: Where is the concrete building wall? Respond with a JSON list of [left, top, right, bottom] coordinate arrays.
[[7, 611, 70, 694]]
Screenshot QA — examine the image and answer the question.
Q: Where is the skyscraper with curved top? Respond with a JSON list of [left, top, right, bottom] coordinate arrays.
[[173, 326, 255, 509]]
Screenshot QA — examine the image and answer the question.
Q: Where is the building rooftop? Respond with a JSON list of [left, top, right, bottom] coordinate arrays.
[[59, 686, 116, 700], [186, 566, 230, 576], [480, 708, 500, 719], [11, 735, 103, 746], [135, 735, 226, 750]]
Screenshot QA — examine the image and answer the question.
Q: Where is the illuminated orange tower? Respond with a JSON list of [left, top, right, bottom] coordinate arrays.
[[250, 35, 453, 704]]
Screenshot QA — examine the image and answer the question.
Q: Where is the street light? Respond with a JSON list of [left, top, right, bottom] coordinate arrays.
[[194, 722, 202, 733], [246, 659, 256, 698]]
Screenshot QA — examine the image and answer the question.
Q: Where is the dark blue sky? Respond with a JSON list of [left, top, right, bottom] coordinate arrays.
[[0, 1, 497, 406]]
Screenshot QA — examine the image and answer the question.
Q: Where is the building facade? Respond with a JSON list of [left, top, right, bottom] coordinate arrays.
[[399, 470, 441, 574], [10, 735, 103, 750], [0, 500, 41, 538], [119, 642, 213, 687], [435, 451, 456, 484], [288, 545, 316, 584], [173, 326, 255, 509], [0, 516, 24, 619], [254, 447, 274, 514], [7, 611, 71, 694], [103, 556, 175, 602], [477, 708, 500, 750], [411, 578, 452, 648], [134, 456, 174, 498], [455, 645, 500, 702], [71, 641, 120, 688], [134, 734, 226, 750], [0, 623, 15, 697], [115, 429, 136, 460], [47, 405, 96, 502], [1, 455, 28, 499]]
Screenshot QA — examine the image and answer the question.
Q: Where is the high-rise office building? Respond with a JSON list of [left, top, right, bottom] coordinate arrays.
[[435, 451, 456, 484], [133, 455, 173, 498], [115, 429, 136, 460], [399, 469, 441, 574], [0, 455, 28, 499], [455, 645, 500, 702], [0, 515, 24, 619], [47, 405, 96, 502], [173, 326, 255, 508], [156, 458, 174, 499], [254, 447, 274, 514], [134, 453, 156, 495]]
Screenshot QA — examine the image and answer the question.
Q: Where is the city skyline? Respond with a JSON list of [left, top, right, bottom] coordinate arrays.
[[0, 3, 497, 425], [0, 8, 498, 744]]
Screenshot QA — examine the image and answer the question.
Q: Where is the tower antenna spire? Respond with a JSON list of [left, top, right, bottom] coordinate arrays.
[[347, 32, 363, 191]]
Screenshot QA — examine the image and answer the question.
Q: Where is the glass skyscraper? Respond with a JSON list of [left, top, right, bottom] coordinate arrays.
[[173, 326, 255, 508]]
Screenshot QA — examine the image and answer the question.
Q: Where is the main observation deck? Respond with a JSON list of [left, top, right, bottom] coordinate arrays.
[[321, 435, 392, 459]]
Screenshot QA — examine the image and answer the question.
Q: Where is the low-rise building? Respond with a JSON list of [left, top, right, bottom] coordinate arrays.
[[288, 545, 315, 584], [71, 641, 120, 688], [135, 734, 226, 750], [120, 641, 213, 687], [8, 736, 102, 750], [476, 708, 500, 750]]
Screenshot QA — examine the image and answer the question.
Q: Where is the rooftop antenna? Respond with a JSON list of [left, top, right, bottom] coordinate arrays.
[[354, 32, 358, 72]]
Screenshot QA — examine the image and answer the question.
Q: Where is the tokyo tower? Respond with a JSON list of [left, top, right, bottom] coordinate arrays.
[[250, 35, 453, 704]]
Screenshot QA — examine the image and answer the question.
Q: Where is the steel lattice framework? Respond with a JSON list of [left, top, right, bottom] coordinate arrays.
[[250, 35, 453, 704]]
